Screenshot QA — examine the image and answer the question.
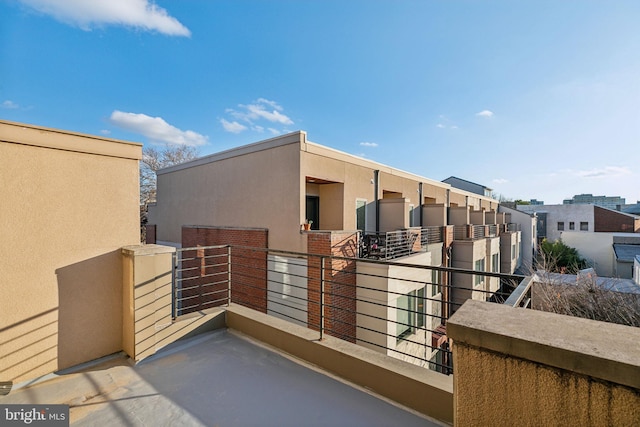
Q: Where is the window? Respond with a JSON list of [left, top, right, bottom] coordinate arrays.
[[474, 259, 485, 287], [416, 287, 425, 328], [396, 289, 422, 340], [580, 222, 589, 231], [492, 253, 499, 273], [397, 288, 428, 341], [356, 199, 366, 231], [409, 204, 415, 227], [431, 269, 441, 296], [557, 222, 564, 231], [512, 244, 516, 260], [396, 294, 413, 340], [569, 222, 575, 230]]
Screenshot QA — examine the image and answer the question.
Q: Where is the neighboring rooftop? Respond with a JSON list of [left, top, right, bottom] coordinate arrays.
[[3, 330, 438, 427], [614, 244, 640, 264], [534, 271, 640, 295], [441, 176, 492, 197], [623, 202, 640, 215]]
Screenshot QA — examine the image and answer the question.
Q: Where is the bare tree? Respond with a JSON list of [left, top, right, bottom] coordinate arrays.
[[140, 145, 198, 241], [140, 145, 198, 205], [534, 271, 640, 327]]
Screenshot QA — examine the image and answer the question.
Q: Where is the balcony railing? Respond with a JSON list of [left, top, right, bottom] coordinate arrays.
[[421, 226, 443, 246], [360, 227, 444, 261], [172, 245, 526, 375], [453, 223, 521, 240]]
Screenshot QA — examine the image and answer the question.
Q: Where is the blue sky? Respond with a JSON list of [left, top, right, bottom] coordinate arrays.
[[2, 0, 639, 204]]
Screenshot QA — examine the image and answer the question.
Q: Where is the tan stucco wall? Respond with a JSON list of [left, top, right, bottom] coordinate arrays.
[[453, 342, 640, 426], [121, 244, 226, 362], [0, 120, 141, 382], [561, 232, 616, 276], [448, 300, 640, 426], [149, 135, 303, 252], [149, 131, 498, 254]]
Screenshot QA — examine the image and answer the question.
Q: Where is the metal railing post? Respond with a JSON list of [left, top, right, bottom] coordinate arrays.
[[227, 245, 232, 306], [171, 251, 178, 319], [320, 255, 325, 340]]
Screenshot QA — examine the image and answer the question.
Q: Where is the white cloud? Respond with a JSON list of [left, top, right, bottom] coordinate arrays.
[[492, 178, 508, 184], [476, 110, 494, 118], [220, 119, 247, 134], [222, 98, 294, 134], [110, 110, 207, 146], [244, 103, 293, 125], [100, 129, 111, 135], [19, 0, 190, 36], [450, 125, 459, 130], [575, 166, 631, 178], [359, 142, 378, 147], [436, 124, 445, 128], [2, 100, 19, 109]]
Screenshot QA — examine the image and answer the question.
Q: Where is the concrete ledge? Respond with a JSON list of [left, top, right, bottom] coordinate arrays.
[[0, 119, 142, 159], [447, 300, 640, 389], [121, 244, 176, 256], [225, 303, 453, 425]]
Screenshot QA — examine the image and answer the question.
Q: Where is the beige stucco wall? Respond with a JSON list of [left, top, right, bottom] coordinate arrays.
[[149, 133, 304, 252], [0, 120, 141, 382], [561, 232, 616, 276], [121, 244, 226, 362], [451, 239, 487, 310], [448, 300, 640, 426], [149, 131, 498, 254], [356, 253, 435, 359]]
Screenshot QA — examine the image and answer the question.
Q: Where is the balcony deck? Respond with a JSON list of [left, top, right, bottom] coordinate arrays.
[[3, 330, 441, 426]]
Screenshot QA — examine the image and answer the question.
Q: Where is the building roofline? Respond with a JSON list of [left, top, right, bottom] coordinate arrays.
[[594, 204, 640, 219], [158, 130, 498, 203], [442, 175, 493, 192], [498, 205, 536, 217], [303, 140, 456, 193], [158, 130, 307, 175], [0, 119, 142, 160]]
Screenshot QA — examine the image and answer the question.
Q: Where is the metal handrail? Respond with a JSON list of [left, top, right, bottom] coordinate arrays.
[[171, 244, 527, 375]]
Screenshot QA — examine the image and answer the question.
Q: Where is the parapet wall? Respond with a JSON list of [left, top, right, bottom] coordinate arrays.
[[447, 300, 640, 426]]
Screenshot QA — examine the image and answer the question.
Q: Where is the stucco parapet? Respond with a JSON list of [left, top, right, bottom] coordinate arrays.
[[447, 300, 640, 389], [158, 130, 306, 175], [0, 119, 142, 160], [121, 244, 177, 256]]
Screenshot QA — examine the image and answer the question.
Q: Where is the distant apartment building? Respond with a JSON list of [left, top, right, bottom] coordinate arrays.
[[563, 193, 626, 210], [148, 131, 522, 366], [517, 203, 640, 243]]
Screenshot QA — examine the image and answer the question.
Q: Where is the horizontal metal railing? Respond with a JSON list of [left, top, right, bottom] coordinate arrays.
[[421, 226, 443, 245], [453, 223, 522, 240], [507, 223, 521, 232], [360, 227, 443, 261], [171, 244, 526, 375]]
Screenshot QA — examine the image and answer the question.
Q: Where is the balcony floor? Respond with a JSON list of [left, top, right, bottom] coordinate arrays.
[[3, 330, 441, 426]]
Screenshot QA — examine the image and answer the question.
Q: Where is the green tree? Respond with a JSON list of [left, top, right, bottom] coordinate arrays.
[[539, 239, 587, 273]]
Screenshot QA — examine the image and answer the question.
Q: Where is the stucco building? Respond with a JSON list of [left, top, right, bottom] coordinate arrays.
[[517, 203, 640, 244], [0, 120, 142, 382], [148, 131, 521, 365]]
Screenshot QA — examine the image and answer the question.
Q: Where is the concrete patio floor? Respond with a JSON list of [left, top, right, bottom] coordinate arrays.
[[2, 330, 441, 426]]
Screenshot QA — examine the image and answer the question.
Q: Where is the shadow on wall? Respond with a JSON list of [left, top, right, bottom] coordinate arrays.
[[0, 308, 58, 382], [56, 250, 123, 371]]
